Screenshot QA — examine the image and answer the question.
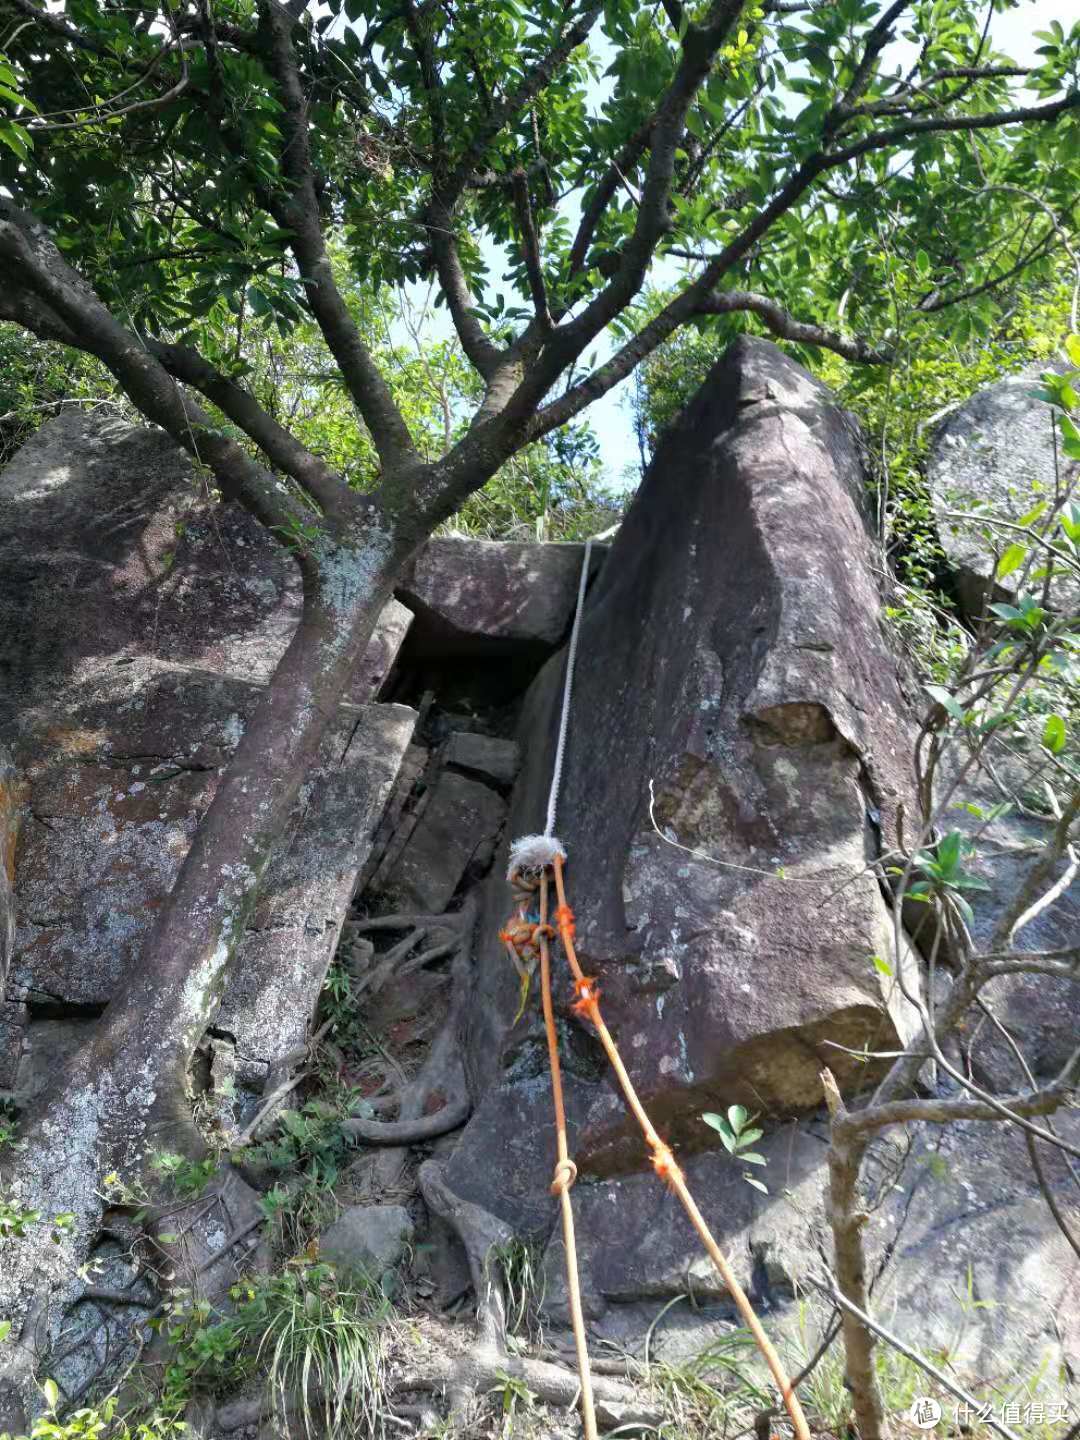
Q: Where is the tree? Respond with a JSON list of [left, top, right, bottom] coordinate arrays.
[[0, 0, 1078, 1422]]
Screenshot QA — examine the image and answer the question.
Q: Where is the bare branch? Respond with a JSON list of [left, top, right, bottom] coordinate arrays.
[[696, 290, 891, 362], [819, 1275, 1025, 1440], [258, 0, 417, 475]]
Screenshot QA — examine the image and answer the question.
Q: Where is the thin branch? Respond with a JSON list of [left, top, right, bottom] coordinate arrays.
[[147, 340, 351, 521], [512, 170, 551, 326], [818, 1275, 1025, 1440], [695, 289, 891, 362]]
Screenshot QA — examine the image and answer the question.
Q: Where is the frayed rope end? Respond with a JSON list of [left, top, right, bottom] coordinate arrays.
[[508, 834, 567, 877]]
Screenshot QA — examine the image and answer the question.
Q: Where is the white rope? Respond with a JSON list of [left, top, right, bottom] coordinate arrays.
[[506, 536, 595, 878], [546, 537, 592, 837]]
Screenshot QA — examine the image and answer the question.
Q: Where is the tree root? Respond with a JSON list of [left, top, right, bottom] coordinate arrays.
[[401, 1348, 662, 1432], [344, 900, 476, 1166], [342, 1096, 471, 1145]]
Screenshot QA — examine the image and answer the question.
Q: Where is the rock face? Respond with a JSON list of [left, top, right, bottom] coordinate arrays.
[[0, 744, 16, 1001], [0, 411, 416, 1094], [539, 1111, 1080, 1386], [396, 537, 606, 654], [320, 1204, 415, 1280], [450, 336, 923, 1222], [928, 363, 1080, 619]]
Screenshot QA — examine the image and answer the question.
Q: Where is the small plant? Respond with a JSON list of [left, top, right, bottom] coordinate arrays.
[[702, 1106, 769, 1193], [149, 1150, 219, 1199], [653, 1330, 771, 1438], [488, 1239, 546, 1341], [0, 1387, 186, 1440], [488, 1370, 536, 1438], [0, 1191, 40, 1239], [905, 828, 991, 926], [234, 1262, 395, 1440]]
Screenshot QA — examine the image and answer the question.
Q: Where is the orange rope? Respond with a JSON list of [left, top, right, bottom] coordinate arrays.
[[551, 854, 812, 1440], [537, 869, 598, 1440]]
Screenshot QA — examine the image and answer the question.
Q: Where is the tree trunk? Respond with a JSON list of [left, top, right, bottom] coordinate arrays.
[[822, 1073, 889, 1440], [0, 518, 407, 1427]]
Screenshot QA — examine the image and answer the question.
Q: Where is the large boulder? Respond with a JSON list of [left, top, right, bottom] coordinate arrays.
[[446, 336, 924, 1227], [539, 1111, 1080, 1390], [0, 411, 416, 1095], [927, 362, 1080, 620], [396, 537, 606, 655]]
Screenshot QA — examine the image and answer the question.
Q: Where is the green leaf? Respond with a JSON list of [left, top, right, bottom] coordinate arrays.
[[42, 1378, 60, 1412], [740, 1151, 767, 1166], [727, 1104, 749, 1134], [1042, 714, 1067, 754], [743, 1174, 769, 1194], [872, 954, 894, 978], [702, 1112, 737, 1153], [1065, 334, 1080, 368], [996, 543, 1027, 579], [0, 1320, 11, 1343], [925, 684, 965, 721]]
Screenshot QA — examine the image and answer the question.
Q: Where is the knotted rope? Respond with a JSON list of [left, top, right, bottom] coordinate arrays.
[[501, 539, 810, 1440]]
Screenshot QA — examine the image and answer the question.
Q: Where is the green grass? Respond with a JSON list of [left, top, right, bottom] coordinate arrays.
[[235, 1263, 396, 1439]]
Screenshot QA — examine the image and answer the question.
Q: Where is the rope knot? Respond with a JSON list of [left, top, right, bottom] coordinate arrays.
[[648, 1136, 683, 1189], [550, 1157, 578, 1195], [570, 976, 601, 1023]]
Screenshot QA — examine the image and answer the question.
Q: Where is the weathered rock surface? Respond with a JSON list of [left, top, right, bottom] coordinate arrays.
[[396, 537, 605, 652], [539, 1111, 1080, 1392], [445, 732, 520, 788], [0, 745, 16, 986], [928, 362, 1080, 619], [0, 411, 416, 1091], [384, 768, 506, 915], [453, 336, 923, 1229], [320, 1203, 414, 1279]]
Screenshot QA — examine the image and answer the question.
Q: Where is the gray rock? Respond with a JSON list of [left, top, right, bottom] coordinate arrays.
[[0, 743, 15, 995], [538, 1112, 1080, 1396], [445, 732, 520, 787], [389, 768, 506, 915], [397, 537, 606, 651], [320, 1204, 414, 1279], [927, 364, 1080, 620], [0, 413, 416, 1089], [929, 748, 1079, 1089], [456, 336, 923, 1205]]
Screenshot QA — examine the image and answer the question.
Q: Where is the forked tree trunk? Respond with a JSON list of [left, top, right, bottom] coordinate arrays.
[[0, 519, 408, 1428]]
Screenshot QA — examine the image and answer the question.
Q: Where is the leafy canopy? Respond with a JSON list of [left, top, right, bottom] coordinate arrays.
[[0, 0, 1078, 528]]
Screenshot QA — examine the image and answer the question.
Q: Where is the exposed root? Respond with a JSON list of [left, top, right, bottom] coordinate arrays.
[[345, 900, 476, 1160], [0, 1287, 47, 1435], [400, 1339, 661, 1432], [342, 1097, 471, 1145]]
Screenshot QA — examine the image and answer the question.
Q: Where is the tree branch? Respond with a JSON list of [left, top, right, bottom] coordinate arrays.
[[258, 0, 417, 476], [146, 341, 352, 521], [512, 169, 551, 326], [0, 198, 310, 540], [696, 290, 891, 362], [566, 119, 653, 280], [558, 0, 750, 351]]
